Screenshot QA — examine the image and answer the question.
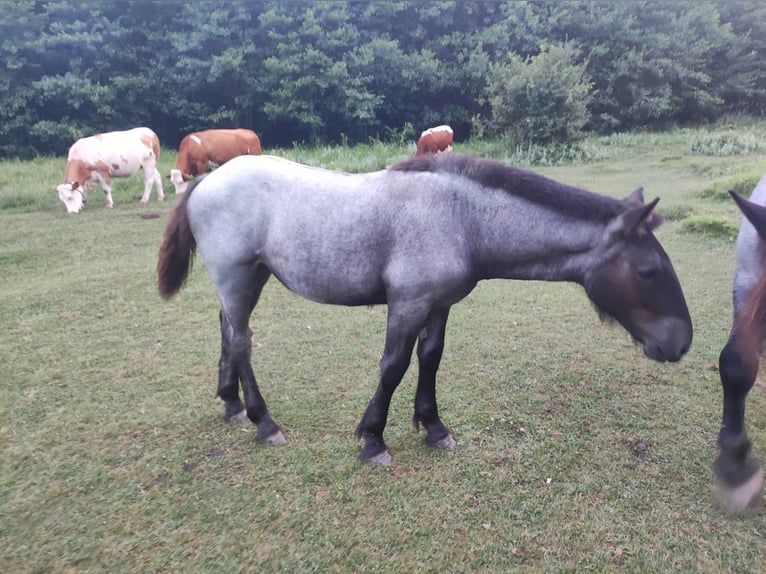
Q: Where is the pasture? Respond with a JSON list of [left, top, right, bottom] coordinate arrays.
[[2, 123, 766, 572]]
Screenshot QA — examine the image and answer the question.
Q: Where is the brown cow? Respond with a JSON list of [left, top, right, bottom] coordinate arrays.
[[169, 128, 262, 193], [55, 127, 163, 214], [416, 125, 454, 156]]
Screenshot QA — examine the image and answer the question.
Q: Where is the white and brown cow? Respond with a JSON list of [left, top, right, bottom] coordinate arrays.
[[415, 125, 454, 156], [169, 128, 262, 194], [55, 127, 164, 214]]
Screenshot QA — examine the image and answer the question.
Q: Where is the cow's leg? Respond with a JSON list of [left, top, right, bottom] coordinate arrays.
[[412, 307, 455, 450], [141, 164, 163, 203], [356, 301, 429, 464], [153, 167, 164, 202], [217, 266, 271, 423], [94, 172, 113, 208], [218, 265, 283, 444]]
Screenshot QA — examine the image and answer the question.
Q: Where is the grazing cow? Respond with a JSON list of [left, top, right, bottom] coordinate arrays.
[[416, 125, 454, 156], [169, 128, 262, 194], [56, 127, 164, 214]]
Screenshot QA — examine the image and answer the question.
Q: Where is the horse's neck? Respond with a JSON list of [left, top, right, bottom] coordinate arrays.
[[467, 198, 606, 283]]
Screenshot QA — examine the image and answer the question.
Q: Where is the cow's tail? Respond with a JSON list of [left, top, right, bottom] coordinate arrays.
[[157, 178, 202, 299]]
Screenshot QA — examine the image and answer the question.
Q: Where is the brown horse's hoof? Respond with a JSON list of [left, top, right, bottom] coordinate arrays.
[[716, 466, 764, 513]]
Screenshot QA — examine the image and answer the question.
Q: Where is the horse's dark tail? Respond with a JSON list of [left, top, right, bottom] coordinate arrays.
[[157, 178, 202, 299]]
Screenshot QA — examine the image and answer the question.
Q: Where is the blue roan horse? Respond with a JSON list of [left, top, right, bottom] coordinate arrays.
[[716, 175, 766, 511], [157, 153, 693, 464]]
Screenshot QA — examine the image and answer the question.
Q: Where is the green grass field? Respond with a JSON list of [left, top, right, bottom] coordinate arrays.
[[2, 122, 766, 572]]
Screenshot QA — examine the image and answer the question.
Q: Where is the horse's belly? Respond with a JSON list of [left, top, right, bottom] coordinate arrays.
[[276, 271, 386, 307]]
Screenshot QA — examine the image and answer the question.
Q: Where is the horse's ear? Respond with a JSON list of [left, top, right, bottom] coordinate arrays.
[[72, 181, 80, 190], [607, 197, 663, 240], [622, 187, 645, 208], [731, 190, 766, 240], [182, 172, 193, 182]]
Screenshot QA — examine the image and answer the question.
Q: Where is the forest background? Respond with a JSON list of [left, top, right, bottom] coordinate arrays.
[[2, 0, 766, 158]]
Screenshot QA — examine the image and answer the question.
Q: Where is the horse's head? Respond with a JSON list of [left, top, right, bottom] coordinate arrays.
[[584, 189, 692, 362], [55, 181, 85, 214]]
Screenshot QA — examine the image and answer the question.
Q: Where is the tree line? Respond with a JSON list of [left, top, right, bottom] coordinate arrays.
[[1, 0, 765, 158]]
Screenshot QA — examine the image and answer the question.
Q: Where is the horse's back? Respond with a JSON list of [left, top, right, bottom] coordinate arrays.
[[185, 155, 475, 306], [185, 156, 393, 304], [186, 155, 388, 236]]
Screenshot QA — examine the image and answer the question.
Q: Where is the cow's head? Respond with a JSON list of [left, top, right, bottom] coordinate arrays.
[[169, 169, 190, 194], [56, 182, 85, 214]]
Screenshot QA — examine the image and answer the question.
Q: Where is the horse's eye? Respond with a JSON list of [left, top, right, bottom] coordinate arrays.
[[637, 267, 659, 280]]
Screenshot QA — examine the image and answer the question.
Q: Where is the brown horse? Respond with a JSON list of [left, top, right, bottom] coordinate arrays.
[[715, 179, 766, 511]]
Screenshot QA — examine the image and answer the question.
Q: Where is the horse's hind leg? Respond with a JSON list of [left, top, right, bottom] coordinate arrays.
[[217, 308, 248, 422], [715, 330, 764, 511], [217, 266, 284, 443], [413, 308, 455, 450]]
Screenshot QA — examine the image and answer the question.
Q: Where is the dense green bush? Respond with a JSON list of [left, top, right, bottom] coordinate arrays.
[[486, 43, 592, 145]]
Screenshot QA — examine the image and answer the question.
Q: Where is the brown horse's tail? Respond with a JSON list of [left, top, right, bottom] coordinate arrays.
[[157, 179, 201, 299]]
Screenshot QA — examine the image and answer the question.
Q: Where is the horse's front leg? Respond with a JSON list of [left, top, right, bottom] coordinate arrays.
[[356, 306, 424, 464], [412, 307, 455, 450], [715, 331, 764, 511]]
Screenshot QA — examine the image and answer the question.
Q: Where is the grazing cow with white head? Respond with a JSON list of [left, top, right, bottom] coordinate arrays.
[[416, 125, 454, 156], [55, 127, 164, 214], [169, 128, 262, 194]]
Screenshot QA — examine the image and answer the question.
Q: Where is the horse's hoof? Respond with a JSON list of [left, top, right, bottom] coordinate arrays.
[[716, 466, 764, 513], [226, 409, 248, 423], [365, 450, 392, 466], [432, 434, 456, 450], [260, 430, 286, 445]]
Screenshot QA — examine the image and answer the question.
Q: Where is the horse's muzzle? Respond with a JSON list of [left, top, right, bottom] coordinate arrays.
[[641, 317, 693, 363]]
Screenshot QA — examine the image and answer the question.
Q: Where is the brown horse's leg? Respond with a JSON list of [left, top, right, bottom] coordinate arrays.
[[715, 331, 763, 511], [413, 308, 455, 450]]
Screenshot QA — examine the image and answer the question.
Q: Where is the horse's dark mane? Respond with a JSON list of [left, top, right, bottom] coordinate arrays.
[[390, 153, 624, 221]]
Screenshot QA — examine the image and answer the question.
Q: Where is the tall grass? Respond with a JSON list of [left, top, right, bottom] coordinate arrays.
[[2, 120, 766, 573]]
